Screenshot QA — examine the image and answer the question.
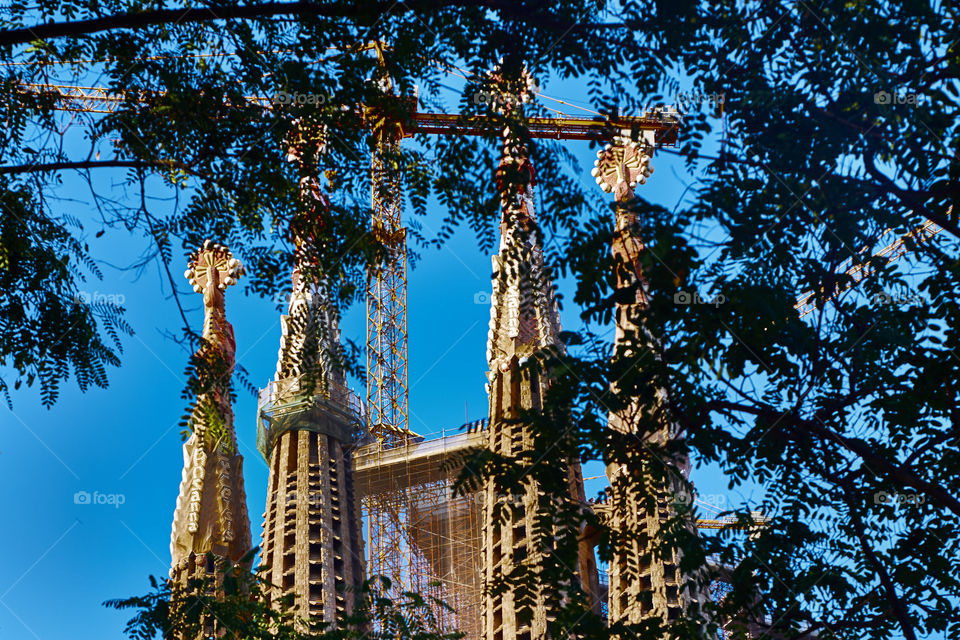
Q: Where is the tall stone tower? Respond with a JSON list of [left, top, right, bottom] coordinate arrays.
[[169, 240, 252, 594], [257, 138, 365, 629], [480, 69, 601, 640], [593, 140, 707, 626]]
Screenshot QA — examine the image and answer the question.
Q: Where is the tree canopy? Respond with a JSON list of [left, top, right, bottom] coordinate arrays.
[[2, 1, 958, 639]]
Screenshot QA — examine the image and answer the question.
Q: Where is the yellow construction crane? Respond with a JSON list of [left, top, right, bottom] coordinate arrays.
[[695, 516, 769, 530], [12, 79, 679, 449], [795, 218, 944, 317]]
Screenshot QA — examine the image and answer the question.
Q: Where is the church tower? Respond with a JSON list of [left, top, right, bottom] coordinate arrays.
[[480, 68, 602, 640], [169, 240, 252, 598], [257, 132, 365, 629], [593, 139, 708, 626]]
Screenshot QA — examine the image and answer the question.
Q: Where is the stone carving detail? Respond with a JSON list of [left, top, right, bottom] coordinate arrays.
[[594, 140, 655, 301], [593, 142, 708, 626], [169, 241, 251, 584], [274, 126, 344, 389], [186, 448, 207, 534], [592, 139, 654, 202], [486, 127, 562, 373], [481, 68, 602, 640], [257, 128, 365, 630]]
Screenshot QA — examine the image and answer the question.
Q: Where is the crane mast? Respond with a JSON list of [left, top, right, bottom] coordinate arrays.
[[15, 80, 679, 445], [367, 124, 411, 443]]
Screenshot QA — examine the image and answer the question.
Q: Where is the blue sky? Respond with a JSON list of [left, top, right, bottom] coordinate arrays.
[[0, 74, 745, 639]]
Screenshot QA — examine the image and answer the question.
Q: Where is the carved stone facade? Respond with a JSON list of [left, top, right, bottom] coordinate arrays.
[[259, 419, 364, 627], [160, 118, 717, 640], [169, 241, 252, 595], [257, 245, 365, 627], [481, 113, 602, 640], [594, 141, 708, 626]]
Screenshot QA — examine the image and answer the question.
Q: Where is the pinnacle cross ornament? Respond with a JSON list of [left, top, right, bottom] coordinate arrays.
[[592, 139, 654, 202], [185, 240, 243, 292], [593, 139, 654, 299], [185, 240, 244, 321], [169, 239, 252, 599], [183, 240, 245, 439]]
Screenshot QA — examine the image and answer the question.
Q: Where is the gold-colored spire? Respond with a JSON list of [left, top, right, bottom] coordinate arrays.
[[169, 240, 251, 579]]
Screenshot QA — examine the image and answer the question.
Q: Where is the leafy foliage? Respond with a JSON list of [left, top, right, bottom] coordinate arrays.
[[0, 180, 131, 407], [106, 557, 463, 640], [2, 1, 959, 639]]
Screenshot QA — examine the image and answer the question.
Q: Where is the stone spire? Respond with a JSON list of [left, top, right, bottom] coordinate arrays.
[[593, 139, 707, 626], [169, 240, 252, 587], [485, 132, 562, 372], [480, 67, 602, 640], [257, 129, 365, 629], [274, 249, 345, 387]]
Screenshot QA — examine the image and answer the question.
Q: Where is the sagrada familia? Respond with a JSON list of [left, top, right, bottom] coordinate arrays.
[[164, 81, 744, 639]]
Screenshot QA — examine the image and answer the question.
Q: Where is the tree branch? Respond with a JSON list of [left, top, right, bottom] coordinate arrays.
[[704, 398, 960, 517], [0, 158, 199, 175], [0, 1, 629, 47], [804, 415, 960, 517], [840, 482, 919, 640], [862, 148, 960, 240]]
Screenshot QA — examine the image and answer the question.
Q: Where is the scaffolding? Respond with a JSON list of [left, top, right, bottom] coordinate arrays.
[[257, 376, 364, 461], [353, 427, 487, 639]]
